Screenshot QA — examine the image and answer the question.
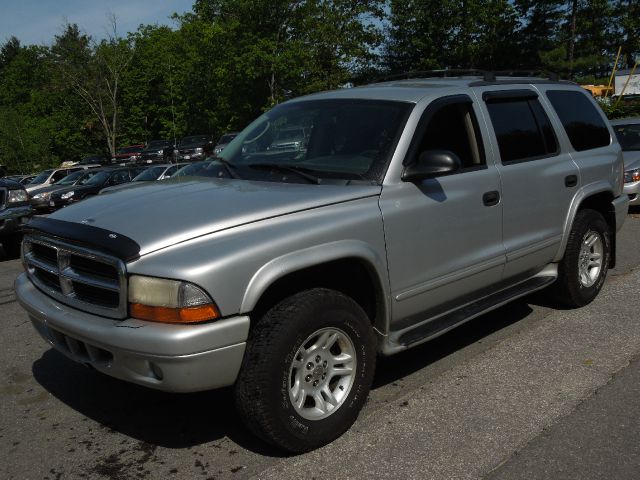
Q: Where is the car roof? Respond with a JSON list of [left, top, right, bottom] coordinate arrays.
[[610, 117, 640, 126], [289, 76, 579, 104]]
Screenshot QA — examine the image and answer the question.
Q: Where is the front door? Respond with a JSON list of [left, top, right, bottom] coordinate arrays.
[[380, 95, 505, 332]]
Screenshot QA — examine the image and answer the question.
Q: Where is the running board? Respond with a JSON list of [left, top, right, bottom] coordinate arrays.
[[398, 275, 556, 347]]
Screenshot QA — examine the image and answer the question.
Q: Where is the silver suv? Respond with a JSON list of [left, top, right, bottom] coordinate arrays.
[[15, 75, 629, 452]]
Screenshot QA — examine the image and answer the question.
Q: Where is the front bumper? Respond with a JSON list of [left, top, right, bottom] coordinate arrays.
[[176, 151, 206, 161], [0, 205, 32, 237], [623, 180, 640, 206], [15, 274, 249, 393]]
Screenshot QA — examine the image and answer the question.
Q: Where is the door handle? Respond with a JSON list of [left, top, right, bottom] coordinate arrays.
[[482, 190, 500, 207], [565, 175, 578, 187]]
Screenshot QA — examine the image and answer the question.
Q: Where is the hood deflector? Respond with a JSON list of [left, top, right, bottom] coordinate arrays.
[[26, 217, 140, 262]]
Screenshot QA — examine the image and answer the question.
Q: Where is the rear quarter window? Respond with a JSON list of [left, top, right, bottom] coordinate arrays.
[[545, 90, 611, 151]]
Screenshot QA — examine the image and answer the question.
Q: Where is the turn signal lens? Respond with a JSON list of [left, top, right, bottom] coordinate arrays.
[[623, 168, 640, 184], [130, 303, 220, 323]]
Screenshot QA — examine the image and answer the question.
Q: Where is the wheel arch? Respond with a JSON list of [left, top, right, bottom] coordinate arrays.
[[240, 241, 390, 338], [556, 183, 617, 267]]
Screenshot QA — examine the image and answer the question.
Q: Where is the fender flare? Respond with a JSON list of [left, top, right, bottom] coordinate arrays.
[[240, 240, 391, 334], [554, 181, 614, 263]]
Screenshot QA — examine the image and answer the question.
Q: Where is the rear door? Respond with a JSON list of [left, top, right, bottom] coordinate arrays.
[[477, 87, 579, 280]]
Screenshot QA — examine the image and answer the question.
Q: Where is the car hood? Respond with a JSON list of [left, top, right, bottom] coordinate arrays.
[[623, 151, 640, 171], [51, 184, 102, 198], [50, 177, 381, 256]]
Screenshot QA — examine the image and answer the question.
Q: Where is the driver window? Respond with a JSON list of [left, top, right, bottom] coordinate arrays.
[[417, 103, 485, 169]]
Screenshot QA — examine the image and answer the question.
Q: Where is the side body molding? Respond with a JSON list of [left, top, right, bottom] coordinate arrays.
[[240, 240, 391, 335]]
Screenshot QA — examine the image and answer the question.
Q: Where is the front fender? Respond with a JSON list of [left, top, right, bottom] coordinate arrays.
[[240, 239, 391, 332]]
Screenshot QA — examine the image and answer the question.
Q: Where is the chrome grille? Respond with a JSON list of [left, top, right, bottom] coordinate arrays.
[[23, 234, 127, 319]]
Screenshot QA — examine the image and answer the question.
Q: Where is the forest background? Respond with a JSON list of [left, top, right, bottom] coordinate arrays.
[[1, 0, 638, 174]]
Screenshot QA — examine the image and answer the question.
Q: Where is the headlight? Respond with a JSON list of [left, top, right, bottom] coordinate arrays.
[[157, 149, 164, 154], [194, 147, 204, 153], [32, 192, 51, 201], [8, 189, 28, 203], [60, 191, 74, 200], [128, 275, 220, 323], [624, 168, 640, 184]]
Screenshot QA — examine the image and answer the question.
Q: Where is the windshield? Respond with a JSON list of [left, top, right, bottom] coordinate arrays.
[[117, 146, 142, 154], [218, 134, 237, 144], [174, 161, 212, 176], [614, 124, 640, 151], [133, 166, 165, 181], [217, 99, 412, 184], [79, 170, 110, 186], [179, 135, 209, 147], [55, 170, 86, 185], [145, 140, 171, 150], [30, 170, 54, 184]]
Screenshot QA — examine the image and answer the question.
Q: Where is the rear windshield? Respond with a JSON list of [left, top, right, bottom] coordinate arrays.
[[613, 124, 640, 151]]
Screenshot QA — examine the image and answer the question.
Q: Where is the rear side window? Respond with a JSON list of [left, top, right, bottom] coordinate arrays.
[[485, 97, 558, 163], [546, 90, 611, 151]]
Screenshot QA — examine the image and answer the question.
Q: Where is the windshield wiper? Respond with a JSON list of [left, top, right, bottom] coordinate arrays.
[[212, 157, 242, 179], [248, 163, 322, 184]]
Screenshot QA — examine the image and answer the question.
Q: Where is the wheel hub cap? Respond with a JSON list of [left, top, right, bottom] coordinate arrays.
[[288, 327, 357, 421], [578, 230, 603, 288]]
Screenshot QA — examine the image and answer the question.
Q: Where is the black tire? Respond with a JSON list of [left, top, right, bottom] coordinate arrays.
[[2, 233, 22, 259], [552, 209, 611, 308], [234, 288, 376, 453]]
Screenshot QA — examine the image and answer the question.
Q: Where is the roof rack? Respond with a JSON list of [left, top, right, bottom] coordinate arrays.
[[373, 69, 562, 84]]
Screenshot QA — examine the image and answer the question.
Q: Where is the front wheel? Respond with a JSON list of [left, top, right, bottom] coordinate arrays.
[[2, 233, 22, 259], [234, 288, 376, 452], [551, 209, 611, 307]]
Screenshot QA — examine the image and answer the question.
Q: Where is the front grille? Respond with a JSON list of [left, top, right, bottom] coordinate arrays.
[[23, 234, 127, 319]]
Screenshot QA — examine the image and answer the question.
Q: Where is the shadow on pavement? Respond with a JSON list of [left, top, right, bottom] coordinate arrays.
[[373, 299, 536, 388], [32, 349, 285, 456], [32, 297, 541, 455]]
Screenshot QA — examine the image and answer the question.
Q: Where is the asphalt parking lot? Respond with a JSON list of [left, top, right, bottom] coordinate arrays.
[[2, 212, 640, 480]]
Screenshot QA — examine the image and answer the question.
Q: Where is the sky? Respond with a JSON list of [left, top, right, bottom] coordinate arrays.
[[0, 0, 195, 46]]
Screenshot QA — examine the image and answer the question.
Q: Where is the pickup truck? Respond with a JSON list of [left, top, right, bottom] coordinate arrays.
[[16, 74, 628, 452]]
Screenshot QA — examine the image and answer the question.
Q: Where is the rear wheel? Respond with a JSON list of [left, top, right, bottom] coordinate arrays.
[[552, 209, 611, 307], [234, 288, 376, 452]]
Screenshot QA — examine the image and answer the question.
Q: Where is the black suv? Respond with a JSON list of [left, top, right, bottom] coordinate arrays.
[[0, 178, 32, 258], [139, 140, 175, 164], [175, 135, 214, 161]]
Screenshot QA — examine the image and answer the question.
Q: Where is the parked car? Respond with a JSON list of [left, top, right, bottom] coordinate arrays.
[[112, 144, 145, 163], [173, 160, 213, 177], [46, 166, 145, 211], [611, 118, 640, 207], [0, 178, 32, 258], [25, 166, 95, 193], [3, 174, 35, 185], [100, 163, 185, 194], [138, 140, 175, 164], [29, 169, 101, 213], [80, 154, 110, 165], [213, 132, 239, 155], [16, 75, 628, 453], [174, 135, 214, 161]]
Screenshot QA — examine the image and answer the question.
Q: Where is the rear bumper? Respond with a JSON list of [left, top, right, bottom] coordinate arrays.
[[0, 205, 32, 237], [15, 274, 249, 393]]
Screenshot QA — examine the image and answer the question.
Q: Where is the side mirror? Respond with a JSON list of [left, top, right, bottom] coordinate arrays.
[[402, 149, 461, 182]]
